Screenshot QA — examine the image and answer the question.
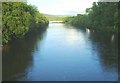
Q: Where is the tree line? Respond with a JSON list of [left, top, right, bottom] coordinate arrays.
[[2, 2, 49, 44], [64, 2, 119, 33], [44, 14, 66, 21]]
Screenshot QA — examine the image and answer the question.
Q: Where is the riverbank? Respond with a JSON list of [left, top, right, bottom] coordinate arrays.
[[2, 2, 49, 45], [63, 2, 119, 33]]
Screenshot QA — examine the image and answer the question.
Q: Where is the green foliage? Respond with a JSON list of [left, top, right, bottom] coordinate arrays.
[[64, 2, 119, 33], [88, 2, 118, 32], [35, 13, 49, 28], [2, 2, 49, 44], [63, 14, 91, 29]]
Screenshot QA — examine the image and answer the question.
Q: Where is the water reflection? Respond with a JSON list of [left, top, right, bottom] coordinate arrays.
[[111, 34, 115, 42], [2, 29, 47, 81], [87, 30, 118, 72], [86, 28, 91, 35], [2, 23, 118, 81]]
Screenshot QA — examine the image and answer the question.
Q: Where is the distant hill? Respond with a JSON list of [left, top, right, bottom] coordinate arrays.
[[43, 14, 68, 21]]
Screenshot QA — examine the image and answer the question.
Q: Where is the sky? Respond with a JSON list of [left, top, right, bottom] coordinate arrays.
[[27, 0, 98, 16]]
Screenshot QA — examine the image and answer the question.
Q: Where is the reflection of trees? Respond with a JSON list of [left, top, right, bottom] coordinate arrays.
[[2, 28, 47, 81], [66, 26, 118, 72], [87, 30, 118, 72]]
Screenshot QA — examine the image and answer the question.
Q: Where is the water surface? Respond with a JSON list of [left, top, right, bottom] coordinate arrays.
[[3, 23, 118, 81]]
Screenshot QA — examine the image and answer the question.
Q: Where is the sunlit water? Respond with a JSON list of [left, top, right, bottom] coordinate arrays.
[[3, 23, 118, 81]]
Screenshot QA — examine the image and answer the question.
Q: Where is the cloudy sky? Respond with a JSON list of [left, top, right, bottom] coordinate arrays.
[[27, 0, 98, 15]]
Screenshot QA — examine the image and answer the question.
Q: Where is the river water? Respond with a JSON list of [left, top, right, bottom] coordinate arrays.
[[2, 23, 118, 81]]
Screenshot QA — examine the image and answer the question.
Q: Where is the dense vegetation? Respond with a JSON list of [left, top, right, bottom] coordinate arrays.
[[64, 2, 119, 33], [2, 2, 49, 44]]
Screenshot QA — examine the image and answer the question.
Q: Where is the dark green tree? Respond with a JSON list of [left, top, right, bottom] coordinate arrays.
[[2, 2, 49, 44]]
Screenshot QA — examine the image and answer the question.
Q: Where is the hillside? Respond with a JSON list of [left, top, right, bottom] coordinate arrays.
[[43, 14, 67, 21]]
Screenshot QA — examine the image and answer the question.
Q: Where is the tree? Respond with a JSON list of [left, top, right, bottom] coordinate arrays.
[[64, 2, 119, 33], [2, 2, 49, 44]]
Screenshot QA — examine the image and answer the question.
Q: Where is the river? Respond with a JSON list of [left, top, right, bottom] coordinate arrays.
[[2, 23, 118, 81]]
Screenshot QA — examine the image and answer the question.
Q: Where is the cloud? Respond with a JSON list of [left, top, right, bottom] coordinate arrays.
[[27, 0, 98, 15]]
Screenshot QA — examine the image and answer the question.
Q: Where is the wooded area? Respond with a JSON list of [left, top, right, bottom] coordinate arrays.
[[2, 2, 49, 44], [2, 2, 119, 44], [64, 2, 119, 33]]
